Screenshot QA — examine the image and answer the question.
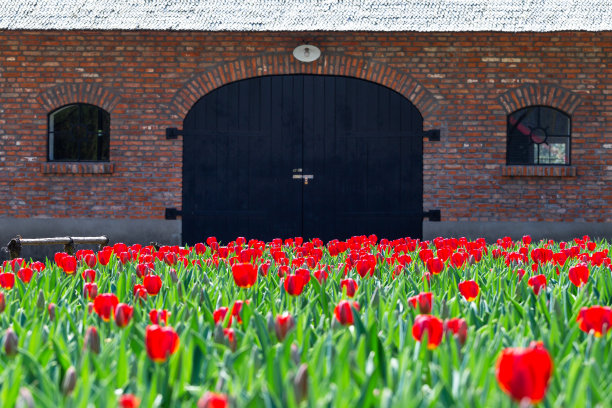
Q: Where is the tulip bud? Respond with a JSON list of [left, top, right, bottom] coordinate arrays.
[[87, 302, 94, 314], [48, 303, 56, 321], [4, 328, 18, 357], [213, 323, 225, 345], [169, 268, 178, 284], [291, 343, 301, 365], [17, 387, 35, 408], [177, 282, 183, 299], [62, 366, 77, 396], [36, 290, 45, 310], [274, 313, 295, 342], [293, 363, 308, 403], [201, 273, 211, 286], [266, 312, 275, 334], [114, 303, 134, 328], [84, 326, 100, 354], [0, 292, 5, 314], [467, 254, 476, 266]]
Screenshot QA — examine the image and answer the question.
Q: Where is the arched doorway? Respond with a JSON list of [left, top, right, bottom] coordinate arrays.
[[182, 75, 423, 244]]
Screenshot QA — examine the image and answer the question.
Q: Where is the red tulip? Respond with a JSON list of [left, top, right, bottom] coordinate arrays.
[[115, 303, 134, 328], [334, 300, 360, 326], [0, 292, 5, 314], [93, 293, 119, 322], [16, 267, 33, 284], [412, 314, 444, 349], [82, 269, 96, 283], [313, 268, 328, 283], [9, 258, 24, 272], [355, 255, 376, 278], [568, 263, 589, 287], [83, 282, 98, 300], [408, 292, 433, 314], [133, 284, 148, 301], [426, 257, 444, 275], [97, 249, 113, 266], [496, 341, 553, 404], [30, 261, 45, 272], [163, 252, 177, 266], [135, 263, 151, 278], [217, 246, 229, 259], [527, 274, 547, 295], [0, 273, 15, 289], [284, 274, 306, 296], [231, 300, 250, 324], [444, 317, 468, 346], [198, 391, 229, 408], [119, 394, 141, 408], [295, 267, 311, 285], [213, 307, 229, 325], [450, 252, 466, 268], [340, 278, 358, 298], [54, 252, 67, 267], [84, 253, 97, 268], [576, 306, 612, 337], [194, 242, 207, 255], [143, 275, 162, 296], [61, 256, 77, 274], [145, 325, 179, 362], [149, 309, 170, 325], [259, 261, 270, 276], [231, 263, 258, 288], [223, 327, 237, 351], [458, 280, 479, 301], [274, 312, 296, 341]]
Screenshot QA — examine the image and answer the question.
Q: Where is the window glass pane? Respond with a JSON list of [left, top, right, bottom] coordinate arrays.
[[533, 138, 568, 165], [507, 106, 570, 166], [539, 107, 570, 136], [509, 107, 538, 134], [49, 104, 110, 161]]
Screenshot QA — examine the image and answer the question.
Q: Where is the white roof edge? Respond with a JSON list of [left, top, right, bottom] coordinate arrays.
[[0, 0, 610, 32]]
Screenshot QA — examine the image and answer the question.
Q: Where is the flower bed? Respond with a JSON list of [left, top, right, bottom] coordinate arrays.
[[1, 235, 611, 407]]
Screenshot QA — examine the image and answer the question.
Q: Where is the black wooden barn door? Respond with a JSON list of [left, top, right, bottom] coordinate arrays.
[[182, 75, 423, 244]]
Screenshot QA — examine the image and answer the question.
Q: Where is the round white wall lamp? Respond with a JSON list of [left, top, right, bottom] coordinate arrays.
[[293, 44, 321, 62]]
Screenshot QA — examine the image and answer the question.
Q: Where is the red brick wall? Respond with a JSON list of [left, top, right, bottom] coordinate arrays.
[[0, 31, 610, 223]]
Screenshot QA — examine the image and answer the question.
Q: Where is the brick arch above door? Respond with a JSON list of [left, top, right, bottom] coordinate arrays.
[[168, 53, 441, 125]]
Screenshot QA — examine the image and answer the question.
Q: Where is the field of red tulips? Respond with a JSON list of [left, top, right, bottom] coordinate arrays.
[[0, 234, 611, 407]]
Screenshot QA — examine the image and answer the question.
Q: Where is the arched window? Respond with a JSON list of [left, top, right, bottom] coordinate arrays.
[[507, 106, 570, 165], [48, 104, 110, 161]]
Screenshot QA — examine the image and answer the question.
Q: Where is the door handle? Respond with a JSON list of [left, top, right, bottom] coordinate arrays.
[[292, 174, 314, 185]]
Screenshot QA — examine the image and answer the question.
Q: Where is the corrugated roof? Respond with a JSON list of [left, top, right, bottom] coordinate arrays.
[[0, 0, 610, 32]]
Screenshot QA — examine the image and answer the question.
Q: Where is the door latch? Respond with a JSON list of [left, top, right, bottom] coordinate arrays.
[[292, 170, 314, 185]]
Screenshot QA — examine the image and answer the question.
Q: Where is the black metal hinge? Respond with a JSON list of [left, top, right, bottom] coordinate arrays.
[[166, 128, 183, 139], [423, 129, 441, 141], [165, 208, 182, 220], [423, 210, 441, 222]]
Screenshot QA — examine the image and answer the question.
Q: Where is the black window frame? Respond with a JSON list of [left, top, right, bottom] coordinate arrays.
[[506, 105, 571, 166], [47, 103, 110, 162]]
